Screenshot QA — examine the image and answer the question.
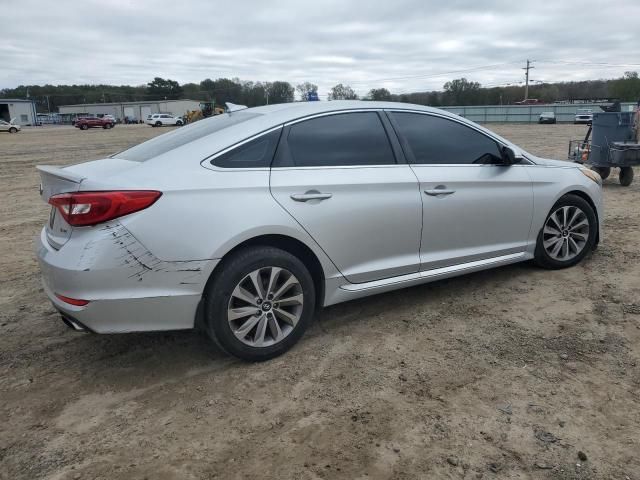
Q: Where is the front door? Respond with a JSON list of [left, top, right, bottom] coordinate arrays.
[[388, 111, 534, 271], [270, 111, 422, 284]]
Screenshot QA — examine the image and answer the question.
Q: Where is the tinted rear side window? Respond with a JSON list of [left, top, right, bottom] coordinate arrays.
[[212, 128, 282, 168], [116, 111, 260, 162], [284, 112, 396, 167], [390, 112, 501, 164]]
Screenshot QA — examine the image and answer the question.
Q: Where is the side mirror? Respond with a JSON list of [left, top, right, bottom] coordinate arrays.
[[500, 146, 520, 165]]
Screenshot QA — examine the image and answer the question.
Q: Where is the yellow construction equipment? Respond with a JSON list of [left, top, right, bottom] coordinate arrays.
[[185, 102, 225, 124]]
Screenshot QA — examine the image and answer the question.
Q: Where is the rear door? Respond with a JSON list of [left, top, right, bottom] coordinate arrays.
[[270, 111, 422, 283], [388, 111, 533, 271]]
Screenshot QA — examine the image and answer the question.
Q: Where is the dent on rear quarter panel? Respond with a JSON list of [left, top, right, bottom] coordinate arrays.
[[67, 222, 213, 298], [99, 224, 208, 283]]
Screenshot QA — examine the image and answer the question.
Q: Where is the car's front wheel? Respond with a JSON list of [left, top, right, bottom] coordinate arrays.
[[204, 247, 316, 361], [9, 127, 17, 133], [155, 121, 162, 127], [534, 194, 597, 269]]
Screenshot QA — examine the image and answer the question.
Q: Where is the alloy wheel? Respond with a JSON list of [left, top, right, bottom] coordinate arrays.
[[542, 205, 590, 261], [227, 266, 304, 347]]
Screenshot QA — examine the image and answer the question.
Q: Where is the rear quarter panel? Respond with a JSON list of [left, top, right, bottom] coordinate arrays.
[[117, 164, 343, 282]]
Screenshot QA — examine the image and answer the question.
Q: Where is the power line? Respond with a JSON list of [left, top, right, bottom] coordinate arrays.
[[538, 60, 640, 67], [340, 61, 522, 86]]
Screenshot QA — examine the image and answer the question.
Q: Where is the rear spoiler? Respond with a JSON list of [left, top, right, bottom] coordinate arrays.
[[36, 165, 86, 184], [36, 165, 86, 201]]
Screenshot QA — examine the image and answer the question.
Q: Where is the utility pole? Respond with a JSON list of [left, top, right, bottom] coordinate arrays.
[[523, 59, 535, 101]]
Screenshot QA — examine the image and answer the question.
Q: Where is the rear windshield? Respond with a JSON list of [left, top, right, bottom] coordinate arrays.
[[115, 111, 260, 162]]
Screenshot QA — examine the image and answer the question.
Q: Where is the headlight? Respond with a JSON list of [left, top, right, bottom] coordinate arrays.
[[580, 168, 602, 186]]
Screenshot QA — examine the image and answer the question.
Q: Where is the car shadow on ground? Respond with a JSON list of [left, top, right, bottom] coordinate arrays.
[[314, 261, 537, 331], [51, 260, 538, 384]]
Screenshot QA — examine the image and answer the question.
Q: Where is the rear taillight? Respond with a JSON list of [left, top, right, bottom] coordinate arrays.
[[48, 190, 162, 227]]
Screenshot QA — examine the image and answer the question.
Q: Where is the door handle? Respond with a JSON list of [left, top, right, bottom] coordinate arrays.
[[290, 192, 333, 202], [424, 187, 456, 196]]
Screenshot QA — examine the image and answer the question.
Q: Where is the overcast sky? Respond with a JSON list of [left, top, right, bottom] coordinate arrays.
[[3, 0, 640, 97]]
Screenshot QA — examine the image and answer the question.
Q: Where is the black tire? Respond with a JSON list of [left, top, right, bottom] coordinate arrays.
[[81, 124, 88, 130], [619, 167, 634, 187], [103, 124, 108, 129], [591, 166, 610, 180], [9, 127, 17, 133], [176, 120, 183, 126], [204, 246, 316, 361], [534, 194, 597, 269], [155, 121, 162, 127]]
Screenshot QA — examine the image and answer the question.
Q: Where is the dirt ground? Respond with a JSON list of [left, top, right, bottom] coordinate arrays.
[[1, 123, 638, 480]]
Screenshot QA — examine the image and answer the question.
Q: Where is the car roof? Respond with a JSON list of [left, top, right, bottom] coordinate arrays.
[[247, 100, 441, 118], [126, 101, 525, 166], [228, 100, 518, 149]]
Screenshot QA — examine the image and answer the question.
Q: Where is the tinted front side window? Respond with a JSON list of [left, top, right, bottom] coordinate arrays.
[[391, 112, 502, 164], [213, 128, 281, 168], [285, 112, 396, 167]]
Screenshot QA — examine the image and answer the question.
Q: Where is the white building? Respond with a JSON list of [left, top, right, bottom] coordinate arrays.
[[0, 99, 38, 125], [57, 99, 201, 122]]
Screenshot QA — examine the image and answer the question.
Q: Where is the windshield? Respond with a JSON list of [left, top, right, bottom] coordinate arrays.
[[115, 111, 260, 162]]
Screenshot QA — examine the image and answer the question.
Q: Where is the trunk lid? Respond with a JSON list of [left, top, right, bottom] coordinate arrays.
[[37, 165, 85, 249]]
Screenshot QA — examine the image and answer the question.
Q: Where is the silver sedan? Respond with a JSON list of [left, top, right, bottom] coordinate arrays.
[[36, 101, 603, 361]]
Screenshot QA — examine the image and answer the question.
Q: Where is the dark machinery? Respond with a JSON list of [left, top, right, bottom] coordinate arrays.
[[568, 103, 638, 186]]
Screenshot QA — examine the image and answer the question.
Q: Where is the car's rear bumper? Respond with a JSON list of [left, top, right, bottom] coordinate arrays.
[[36, 224, 218, 333]]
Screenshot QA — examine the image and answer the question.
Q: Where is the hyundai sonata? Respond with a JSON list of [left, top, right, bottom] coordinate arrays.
[[36, 101, 603, 361]]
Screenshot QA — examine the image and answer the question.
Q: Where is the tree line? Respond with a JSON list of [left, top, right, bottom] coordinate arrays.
[[1, 72, 639, 113]]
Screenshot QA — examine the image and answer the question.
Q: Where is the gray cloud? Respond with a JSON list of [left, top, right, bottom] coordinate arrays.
[[3, 0, 640, 97]]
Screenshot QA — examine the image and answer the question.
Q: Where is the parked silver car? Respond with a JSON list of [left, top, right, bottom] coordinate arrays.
[[36, 101, 603, 360], [538, 112, 556, 124], [0, 118, 21, 133]]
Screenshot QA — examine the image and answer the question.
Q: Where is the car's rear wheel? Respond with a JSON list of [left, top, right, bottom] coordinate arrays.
[[591, 166, 610, 180], [81, 124, 88, 130], [155, 121, 162, 127], [204, 247, 315, 361], [534, 194, 597, 269], [9, 127, 17, 133], [619, 167, 634, 187]]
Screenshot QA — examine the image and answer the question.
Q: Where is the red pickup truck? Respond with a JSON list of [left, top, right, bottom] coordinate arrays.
[[74, 116, 115, 130]]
